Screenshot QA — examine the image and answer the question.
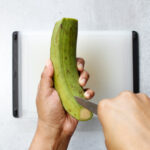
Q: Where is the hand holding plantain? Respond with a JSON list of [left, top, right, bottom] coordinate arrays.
[[29, 58, 94, 150]]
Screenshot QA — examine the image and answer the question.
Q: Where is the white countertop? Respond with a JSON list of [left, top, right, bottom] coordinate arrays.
[[0, 0, 150, 149]]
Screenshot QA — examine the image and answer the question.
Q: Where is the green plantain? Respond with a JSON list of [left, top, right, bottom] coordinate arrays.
[[50, 18, 93, 121]]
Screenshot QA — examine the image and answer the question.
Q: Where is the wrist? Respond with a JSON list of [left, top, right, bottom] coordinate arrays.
[[36, 120, 71, 150], [37, 120, 61, 138], [37, 120, 61, 149]]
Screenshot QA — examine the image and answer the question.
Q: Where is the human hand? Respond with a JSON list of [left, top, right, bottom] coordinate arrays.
[[98, 91, 150, 150], [29, 58, 94, 150]]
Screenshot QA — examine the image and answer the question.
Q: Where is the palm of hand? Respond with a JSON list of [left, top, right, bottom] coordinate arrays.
[[37, 88, 78, 136], [36, 58, 94, 137]]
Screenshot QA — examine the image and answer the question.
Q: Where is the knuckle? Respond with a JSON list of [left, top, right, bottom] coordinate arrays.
[[119, 91, 134, 98], [77, 57, 85, 64], [141, 93, 148, 97], [140, 93, 149, 100], [90, 90, 95, 95], [87, 89, 94, 97], [80, 58, 85, 64]]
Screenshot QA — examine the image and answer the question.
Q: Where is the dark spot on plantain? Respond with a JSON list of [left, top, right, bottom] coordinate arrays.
[[70, 27, 73, 32], [70, 84, 75, 89], [60, 23, 63, 29], [55, 30, 59, 44], [79, 90, 83, 94], [66, 69, 70, 73], [74, 113, 77, 117]]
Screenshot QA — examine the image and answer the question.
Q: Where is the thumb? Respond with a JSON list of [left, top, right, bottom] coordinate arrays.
[[39, 59, 54, 91]]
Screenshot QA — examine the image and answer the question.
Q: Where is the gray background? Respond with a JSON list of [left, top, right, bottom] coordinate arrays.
[[0, 0, 150, 149]]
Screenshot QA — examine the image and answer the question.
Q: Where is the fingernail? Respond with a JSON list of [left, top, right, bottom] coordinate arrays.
[[46, 59, 51, 68], [78, 63, 83, 70], [80, 78, 86, 85], [84, 92, 90, 99]]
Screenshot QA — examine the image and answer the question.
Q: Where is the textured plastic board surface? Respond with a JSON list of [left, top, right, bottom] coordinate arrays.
[[19, 31, 133, 118]]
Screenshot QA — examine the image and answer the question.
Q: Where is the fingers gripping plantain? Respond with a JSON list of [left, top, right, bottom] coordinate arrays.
[[50, 18, 93, 121]]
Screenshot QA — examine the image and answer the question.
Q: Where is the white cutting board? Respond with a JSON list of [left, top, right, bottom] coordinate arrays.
[[17, 31, 135, 118]]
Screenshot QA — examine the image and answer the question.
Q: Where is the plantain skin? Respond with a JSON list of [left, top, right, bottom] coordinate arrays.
[[50, 18, 93, 121]]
